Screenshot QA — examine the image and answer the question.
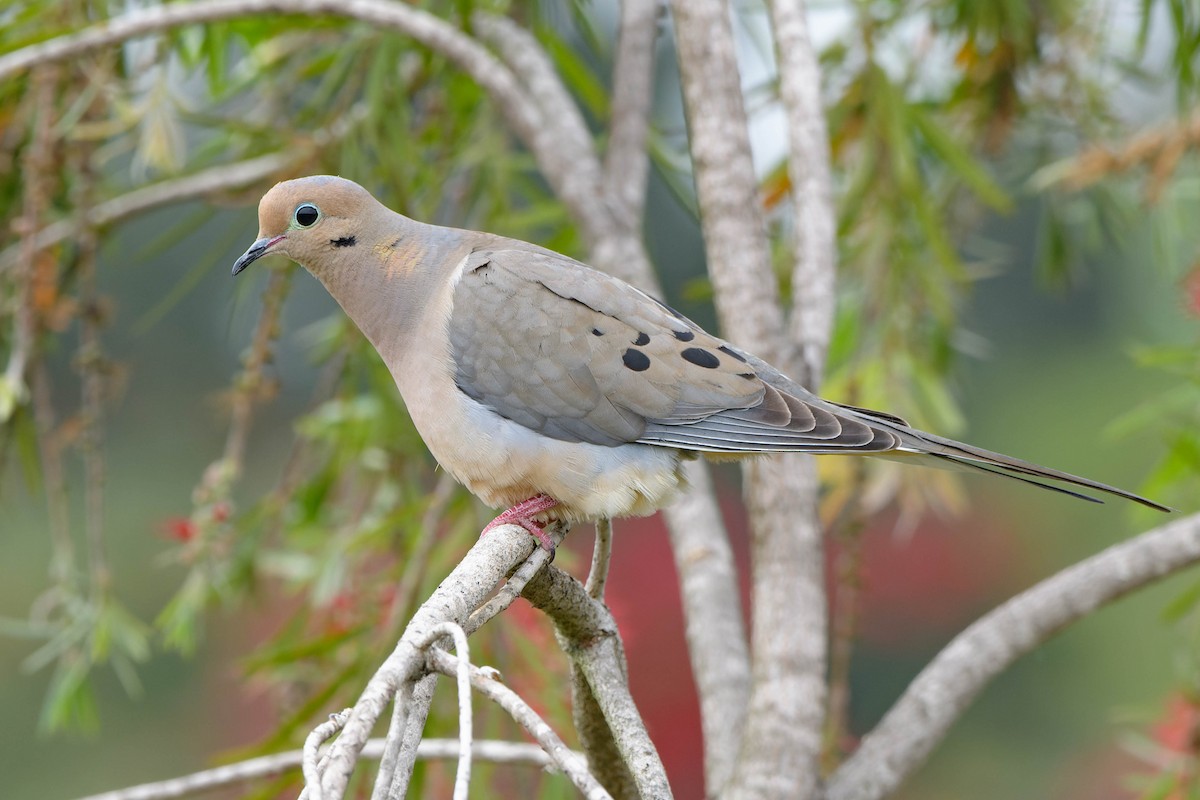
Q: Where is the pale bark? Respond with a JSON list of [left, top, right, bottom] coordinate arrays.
[[669, 2, 826, 797], [769, 0, 837, 388]]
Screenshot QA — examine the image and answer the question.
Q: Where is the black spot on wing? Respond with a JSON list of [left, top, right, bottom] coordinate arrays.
[[622, 348, 651, 371], [681, 347, 720, 369], [673, 330, 695, 342], [592, 328, 604, 336], [633, 332, 650, 346]]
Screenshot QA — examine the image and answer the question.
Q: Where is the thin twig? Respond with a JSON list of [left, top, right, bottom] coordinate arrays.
[[585, 518, 613, 600], [413, 623, 474, 800], [224, 269, 290, 474], [3, 67, 56, 392], [827, 511, 1200, 800], [315, 524, 553, 799], [72, 145, 110, 597], [75, 739, 555, 800], [426, 649, 612, 800], [524, 564, 672, 798], [301, 709, 352, 800], [17, 69, 75, 593], [0, 0, 621, 263], [0, 153, 297, 272], [378, 674, 436, 800], [31, 362, 73, 588], [463, 523, 567, 636]]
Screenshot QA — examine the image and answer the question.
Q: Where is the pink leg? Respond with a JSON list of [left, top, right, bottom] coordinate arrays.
[[481, 494, 560, 551]]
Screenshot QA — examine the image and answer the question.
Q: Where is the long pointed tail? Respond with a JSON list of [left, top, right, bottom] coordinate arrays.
[[885, 425, 1172, 512]]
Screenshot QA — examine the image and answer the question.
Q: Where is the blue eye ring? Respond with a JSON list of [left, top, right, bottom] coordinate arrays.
[[294, 203, 320, 227]]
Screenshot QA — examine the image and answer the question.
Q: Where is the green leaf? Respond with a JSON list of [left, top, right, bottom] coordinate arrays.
[[910, 104, 1012, 212]]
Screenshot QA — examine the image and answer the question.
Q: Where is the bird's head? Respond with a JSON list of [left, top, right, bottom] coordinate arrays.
[[232, 175, 379, 277]]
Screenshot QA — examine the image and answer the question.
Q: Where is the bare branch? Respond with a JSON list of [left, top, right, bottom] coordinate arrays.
[[586, 517, 614, 599], [668, 0, 788, 365], [471, 12, 599, 185], [0, 0, 615, 264], [524, 564, 673, 799], [314, 522, 559, 799], [0, 153, 296, 272], [464, 526, 564, 635], [426, 649, 613, 800], [828, 511, 1200, 800], [669, 2, 826, 797], [376, 674, 437, 800], [570, 664, 639, 798], [75, 738, 556, 800], [301, 710, 352, 800], [731, 457, 826, 800], [2, 67, 57, 420], [664, 460, 750, 792], [769, 0, 837, 388], [604, 0, 661, 228], [414, 623, 474, 800]]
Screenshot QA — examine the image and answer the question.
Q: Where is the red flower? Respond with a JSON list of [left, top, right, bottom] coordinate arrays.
[[158, 516, 197, 542], [1153, 693, 1200, 755]]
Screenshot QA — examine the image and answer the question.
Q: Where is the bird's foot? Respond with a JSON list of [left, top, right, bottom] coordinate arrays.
[[481, 494, 560, 552]]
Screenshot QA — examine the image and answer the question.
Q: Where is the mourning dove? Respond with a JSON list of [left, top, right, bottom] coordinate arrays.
[[232, 176, 1168, 547]]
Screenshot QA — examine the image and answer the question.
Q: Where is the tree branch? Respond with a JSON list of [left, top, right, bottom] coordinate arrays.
[[0, 153, 296, 271], [769, 0, 837, 389], [664, 460, 750, 792], [524, 563, 673, 799], [669, 2, 826, 797], [603, 0, 660, 230], [425, 649, 613, 800], [0, 0, 622, 271], [413, 623, 473, 800], [827, 511, 1200, 800], [311, 522, 564, 799], [74, 738, 557, 800], [586, 517, 614, 599]]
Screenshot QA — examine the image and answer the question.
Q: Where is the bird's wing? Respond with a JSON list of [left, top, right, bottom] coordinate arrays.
[[447, 247, 899, 452]]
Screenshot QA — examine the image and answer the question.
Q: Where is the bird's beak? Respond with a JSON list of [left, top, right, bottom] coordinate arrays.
[[232, 234, 286, 276]]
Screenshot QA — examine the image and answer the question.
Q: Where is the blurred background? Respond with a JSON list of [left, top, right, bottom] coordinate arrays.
[[2, 1, 1199, 798]]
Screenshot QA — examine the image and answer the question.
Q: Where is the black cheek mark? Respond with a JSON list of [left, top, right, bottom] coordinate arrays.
[[592, 328, 605, 336], [673, 330, 695, 342], [718, 345, 747, 363], [681, 347, 721, 369], [633, 332, 650, 346], [622, 348, 651, 372], [331, 236, 357, 248]]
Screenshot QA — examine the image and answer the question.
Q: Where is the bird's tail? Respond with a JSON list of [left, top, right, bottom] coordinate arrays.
[[870, 419, 1171, 512]]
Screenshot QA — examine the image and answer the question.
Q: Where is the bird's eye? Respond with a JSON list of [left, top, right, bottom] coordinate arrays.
[[294, 203, 320, 227]]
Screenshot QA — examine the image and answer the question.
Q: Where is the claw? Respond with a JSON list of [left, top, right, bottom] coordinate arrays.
[[481, 494, 560, 552]]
